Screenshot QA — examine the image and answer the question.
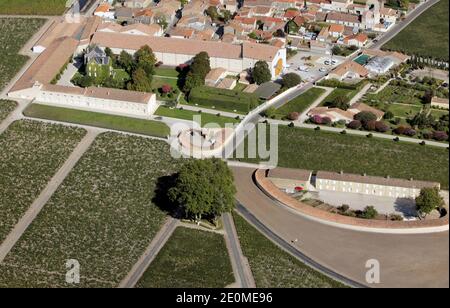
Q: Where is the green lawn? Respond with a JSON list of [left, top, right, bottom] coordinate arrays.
[[234, 125, 449, 189], [24, 103, 170, 138], [188, 86, 259, 114], [0, 133, 186, 287], [387, 103, 422, 118], [0, 99, 17, 123], [152, 76, 178, 89], [0, 120, 86, 244], [0, 18, 46, 91], [233, 212, 345, 288], [155, 106, 239, 127], [233, 83, 247, 92], [154, 67, 180, 78], [382, 0, 449, 61], [0, 0, 67, 15], [319, 88, 356, 107], [430, 109, 449, 119], [136, 227, 234, 288], [275, 87, 326, 119]]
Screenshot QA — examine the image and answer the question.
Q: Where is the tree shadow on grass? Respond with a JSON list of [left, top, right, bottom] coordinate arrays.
[[152, 173, 184, 219]]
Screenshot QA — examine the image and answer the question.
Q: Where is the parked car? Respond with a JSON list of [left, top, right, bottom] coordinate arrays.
[[324, 60, 331, 65], [319, 67, 327, 72]]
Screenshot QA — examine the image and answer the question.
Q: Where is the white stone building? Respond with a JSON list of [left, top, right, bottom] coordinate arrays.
[[316, 171, 440, 199]]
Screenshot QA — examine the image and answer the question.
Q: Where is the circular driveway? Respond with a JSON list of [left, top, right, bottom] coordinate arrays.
[[232, 167, 449, 288]]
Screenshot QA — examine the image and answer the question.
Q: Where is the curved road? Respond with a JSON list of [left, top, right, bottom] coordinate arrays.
[[232, 167, 449, 288]]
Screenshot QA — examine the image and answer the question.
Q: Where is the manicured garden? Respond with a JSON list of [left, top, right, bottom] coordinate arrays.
[[24, 103, 170, 138], [232, 212, 345, 288], [187, 86, 260, 114], [155, 106, 239, 127], [0, 133, 186, 287], [320, 88, 356, 107], [274, 87, 325, 119], [0, 18, 46, 91], [382, 0, 449, 61], [0, 120, 86, 244], [0, 0, 67, 15], [235, 125, 449, 189], [0, 99, 17, 123], [136, 227, 234, 288]]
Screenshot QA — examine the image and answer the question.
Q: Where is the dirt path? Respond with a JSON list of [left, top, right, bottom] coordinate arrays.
[[222, 213, 256, 288], [119, 218, 179, 288]]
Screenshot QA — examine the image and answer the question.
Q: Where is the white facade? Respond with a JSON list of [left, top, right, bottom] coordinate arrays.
[[36, 89, 158, 117], [316, 178, 423, 199]]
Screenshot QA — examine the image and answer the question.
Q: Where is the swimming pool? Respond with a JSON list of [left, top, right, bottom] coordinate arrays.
[[354, 54, 371, 65]]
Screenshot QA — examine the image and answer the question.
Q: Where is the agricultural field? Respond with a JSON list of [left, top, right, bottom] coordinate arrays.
[[0, 99, 17, 123], [0, 18, 46, 91], [155, 106, 239, 127], [233, 213, 345, 288], [136, 227, 234, 288], [24, 103, 170, 138], [0, 133, 186, 287], [274, 87, 326, 119], [0, 0, 68, 15], [382, 0, 449, 61], [235, 125, 449, 188], [0, 120, 86, 244]]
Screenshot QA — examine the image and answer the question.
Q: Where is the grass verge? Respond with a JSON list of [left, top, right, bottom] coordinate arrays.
[[24, 103, 170, 138]]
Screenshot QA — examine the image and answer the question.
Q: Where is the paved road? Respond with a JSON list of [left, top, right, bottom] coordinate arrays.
[[371, 0, 441, 50], [222, 213, 256, 288], [0, 129, 99, 263], [231, 166, 449, 288]]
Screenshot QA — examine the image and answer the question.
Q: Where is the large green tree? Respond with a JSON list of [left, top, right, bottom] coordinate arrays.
[[128, 68, 152, 92], [252, 61, 272, 85], [415, 187, 444, 218], [134, 45, 157, 76], [281, 73, 302, 88], [183, 52, 211, 92], [168, 158, 236, 225], [118, 50, 135, 74]]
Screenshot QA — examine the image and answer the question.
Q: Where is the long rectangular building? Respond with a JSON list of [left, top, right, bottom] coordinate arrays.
[[90, 32, 286, 78], [316, 171, 440, 199]]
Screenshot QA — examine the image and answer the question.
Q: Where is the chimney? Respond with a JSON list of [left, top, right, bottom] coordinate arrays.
[[363, 173, 366, 176], [386, 175, 390, 179], [339, 170, 343, 175], [410, 177, 414, 181]]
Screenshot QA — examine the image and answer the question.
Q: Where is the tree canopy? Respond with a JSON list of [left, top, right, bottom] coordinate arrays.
[[281, 73, 302, 88], [168, 158, 236, 224], [183, 52, 211, 92], [415, 187, 444, 218], [253, 61, 272, 85]]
